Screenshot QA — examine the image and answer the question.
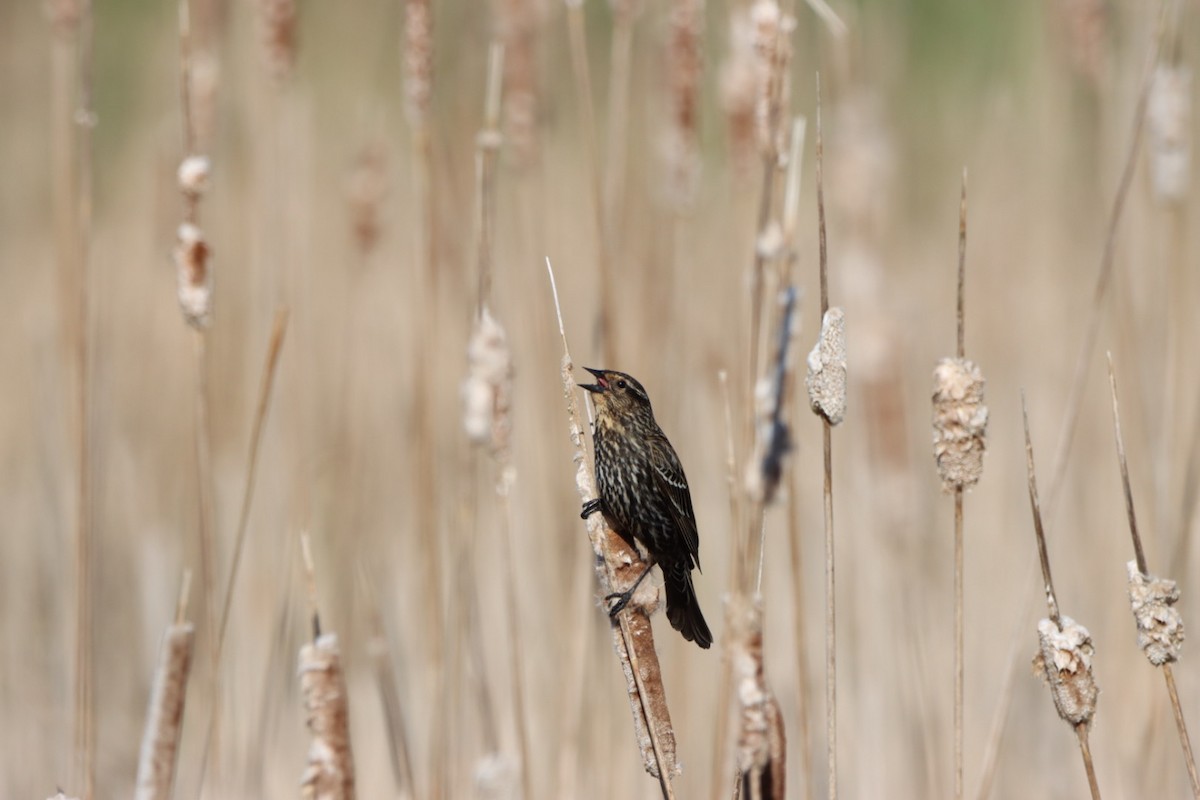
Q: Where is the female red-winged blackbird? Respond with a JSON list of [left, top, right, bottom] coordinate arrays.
[[578, 367, 713, 649]]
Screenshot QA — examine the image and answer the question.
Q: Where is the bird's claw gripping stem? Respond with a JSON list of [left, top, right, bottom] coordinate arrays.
[[580, 498, 601, 520]]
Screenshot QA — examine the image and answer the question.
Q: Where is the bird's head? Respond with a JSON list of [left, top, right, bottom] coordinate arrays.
[[578, 368, 654, 422]]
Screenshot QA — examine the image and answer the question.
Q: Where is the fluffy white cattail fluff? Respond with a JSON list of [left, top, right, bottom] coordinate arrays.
[[932, 357, 988, 491], [1147, 64, 1192, 204], [1033, 616, 1098, 727], [1127, 561, 1184, 666], [807, 307, 846, 425]]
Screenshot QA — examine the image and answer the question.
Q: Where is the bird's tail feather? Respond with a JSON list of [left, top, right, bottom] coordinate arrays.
[[664, 564, 712, 649]]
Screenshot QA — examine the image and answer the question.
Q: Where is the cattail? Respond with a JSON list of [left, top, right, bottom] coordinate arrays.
[[1147, 64, 1192, 204], [731, 596, 786, 800], [178, 155, 211, 200], [404, 0, 433, 129], [663, 0, 704, 209], [462, 307, 513, 456], [299, 634, 356, 800], [719, 8, 757, 172], [174, 222, 211, 328], [258, 0, 297, 83], [806, 307, 846, 426], [44, 0, 80, 36], [932, 357, 987, 491], [750, 0, 795, 160], [1032, 616, 1099, 727], [134, 620, 195, 800], [1056, 0, 1107, 87], [495, 0, 544, 166], [345, 142, 389, 255], [1127, 561, 1184, 666]]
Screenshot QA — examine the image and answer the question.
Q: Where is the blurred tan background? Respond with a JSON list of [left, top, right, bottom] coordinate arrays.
[[2, 0, 1199, 797]]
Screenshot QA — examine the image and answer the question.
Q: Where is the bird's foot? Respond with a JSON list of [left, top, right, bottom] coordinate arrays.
[[605, 589, 633, 618], [580, 498, 601, 520]]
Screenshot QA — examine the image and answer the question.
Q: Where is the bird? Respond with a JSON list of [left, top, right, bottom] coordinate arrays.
[[578, 367, 713, 649]]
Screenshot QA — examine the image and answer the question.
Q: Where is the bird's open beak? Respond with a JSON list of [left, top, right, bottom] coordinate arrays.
[[578, 366, 607, 394]]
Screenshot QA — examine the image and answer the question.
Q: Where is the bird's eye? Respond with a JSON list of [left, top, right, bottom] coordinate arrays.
[[617, 379, 627, 389]]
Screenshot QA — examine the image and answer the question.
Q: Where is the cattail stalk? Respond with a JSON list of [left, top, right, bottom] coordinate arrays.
[[298, 534, 356, 800], [547, 259, 678, 797], [1021, 398, 1101, 799], [134, 573, 196, 800], [1107, 356, 1200, 797], [66, 0, 97, 795], [465, 43, 533, 798], [976, 9, 1172, 793], [930, 170, 988, 800], [176, 1, 220, 722], [811, 79, 846, 800]]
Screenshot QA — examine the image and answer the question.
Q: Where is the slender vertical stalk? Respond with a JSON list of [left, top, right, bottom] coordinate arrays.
[[815, 74, 837, 800], [69, 0, 96, 795], [1108, 356, 1200, 797], [954, 168, 968, 800]]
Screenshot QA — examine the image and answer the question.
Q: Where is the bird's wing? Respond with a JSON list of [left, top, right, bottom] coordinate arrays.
[[649, 433, 702, 569]]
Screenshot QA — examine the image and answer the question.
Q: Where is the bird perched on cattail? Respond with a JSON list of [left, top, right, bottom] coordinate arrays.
[[579, 367, 713, 649]]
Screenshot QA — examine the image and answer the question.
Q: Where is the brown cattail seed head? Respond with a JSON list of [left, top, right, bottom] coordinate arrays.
[[1127, 561, 1184, 666], [1032, 616, 1098, 727], [807, 307, 846, 425], [663, 0, 704, 210], [496, 0, 545, 167], [299, 634, 356, 800], [258, 0, 297, 83], [177, 155, 211, 199], [134, 622, 195, 800], [932, 357, 987, 491], [45, 0, 80, 37], [750, 0, 795, 160], [175, 223, 211, 329], [1055, 0, 1107, 87], [719, 9, 757, 173], [1147, 64, 1192, 204], [404, 0, 433, 128], [345, 143, 389, 255], [731, 596, 786, 800], [462, 307, 513, 458]]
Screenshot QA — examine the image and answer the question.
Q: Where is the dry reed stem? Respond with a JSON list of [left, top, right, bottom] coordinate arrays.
[[466, 46, 533, 797], [547, 259, 678, 794], [176, 1, 220, 715], [68, 1, 96, 795], [1043, 0, 1171, 520], [1022, 398, 1102, 798], [197, 307, 289, 793], [134, 573, 195, 800], [357, 566, 417, 799], [565, 1, 617, 364], [729, 288, 796, 800], [747, 0, 796, 429], [814, 75, 839, 800], [929, 168, 984, 800], [1107, 356, 1200, 795], [976, 10, 1173, 790], [730, 596, 787, 800]]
